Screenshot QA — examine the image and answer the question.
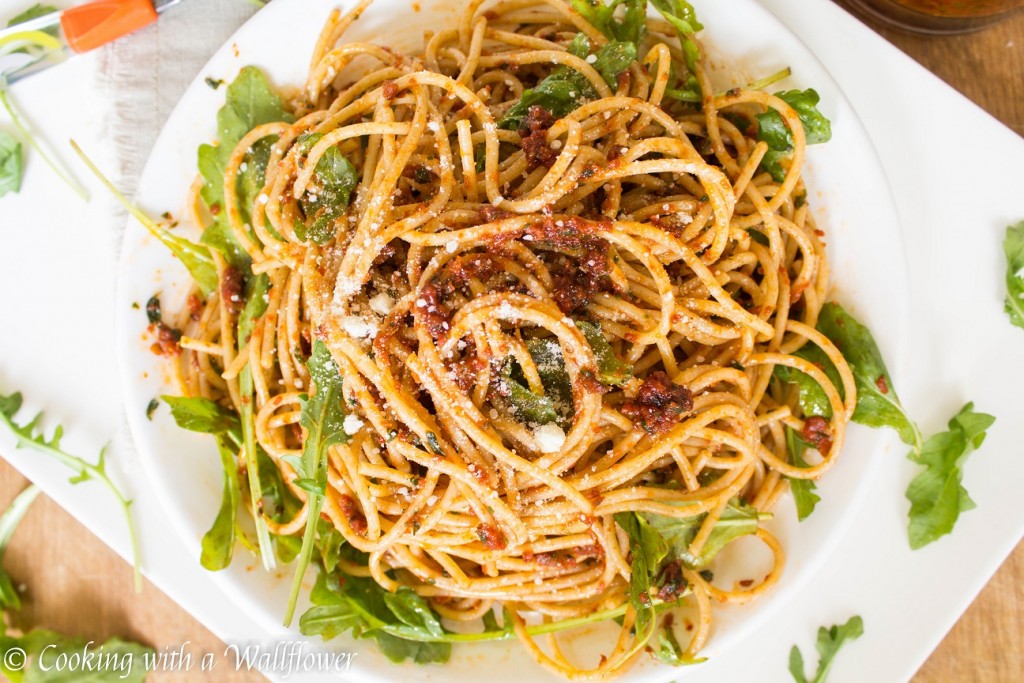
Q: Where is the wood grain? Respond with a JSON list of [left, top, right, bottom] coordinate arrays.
[[0, 6, 1022, 683]]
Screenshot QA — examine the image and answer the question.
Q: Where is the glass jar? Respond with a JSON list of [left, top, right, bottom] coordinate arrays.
[[842, 0, 1024, 34]]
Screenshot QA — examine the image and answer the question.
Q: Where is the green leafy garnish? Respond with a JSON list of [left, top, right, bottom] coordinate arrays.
[[640, 498, 762, 569], [526, 339, 574, 424], [570, 0, 648, 44], [755, 88, 831, 181], [816, 302, 920, 449], [161, 395, 245, 570], [200, 437, 241, 571], [906, 403, 995, 549], [0, 631, 153, 683], [777, 302, 920, 448], [789, 616, 864, 683], [499, 359, 559, 425], [283, 340, 350, 625], [71, 140, 218, 296], [650, 620, 704, 666], [1003, 220, 1024, 330], [612, 512, 667, 635], [294, 133, 359, 244], [197, 66, 292, 267], [0, 91, 87, 200], [576, 321, 632, 386], [650, 0, 703, 101], [162, 395, 242, 441], [7, 4, 58, 29], [499, 36, 636, 130], [0, 132, 23, 197], [785, 428, 820, 522], [237, 273, 274, 570], [0, 485, 39, 610], [0, 391, 142, 591], [301, 568, 451, 664]]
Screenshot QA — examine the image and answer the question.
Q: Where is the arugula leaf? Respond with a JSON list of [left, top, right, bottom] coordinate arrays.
[[3, 93, 87, 200], [756, 89, 831, 181], [526, 338, 574, 426], [300, 569, 451, 664], [613, 512, 667, 635], [71, 140, 218, 295], [575, 321, 632, 386], [0, 133, 23, 198], [235, 273, 275, 571], [640, 498, 761, 569], [0, 630, 153, 683], [0, 485, 39, 610], [785, 428, 821, 522], [776, 302, 920, 448], [199, 437, 240, 571], [257, 447, 303, 564], [217, 66, 292, 146], [160, 395, 245, 569], [7, 4, 58, 29], [570, 0, 648, 44], [774, 342, 837, 419], [499, 359, 559, 424], [649, 0, 703, 100], [1003, 220, 1024, 330], [789, 616, 864, 683], [650, 619, 705, 666], [161, 395, 241, 443], [906, 403, 995, 549], [293, 133, 359, 245], [237, 134, 277, 223], [0, 391, 143, 592], [197, 67, 292, 265], [499, 38, 636, 130], [816, 302, 920, 449], [284, 340, 350, 625]]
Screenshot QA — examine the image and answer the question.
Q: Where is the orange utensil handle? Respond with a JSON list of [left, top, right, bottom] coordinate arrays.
[[61, 0, 158, 53]]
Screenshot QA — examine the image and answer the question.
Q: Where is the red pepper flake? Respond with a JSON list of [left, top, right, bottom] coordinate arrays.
[[875, 375, 889, 394]]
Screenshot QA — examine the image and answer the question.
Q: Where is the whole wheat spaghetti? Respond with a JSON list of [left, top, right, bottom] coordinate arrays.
[[157, 0, 856, 677]]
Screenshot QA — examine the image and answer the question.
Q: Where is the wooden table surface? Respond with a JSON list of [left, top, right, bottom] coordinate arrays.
[[1, 5, 1022, 682]]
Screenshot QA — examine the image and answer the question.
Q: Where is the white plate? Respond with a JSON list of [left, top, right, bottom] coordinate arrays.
[[115, 1, 910, 681]]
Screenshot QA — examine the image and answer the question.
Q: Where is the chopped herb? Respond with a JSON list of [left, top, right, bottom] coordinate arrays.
[[205, 76, 225, 90], [145, 398, 159, 421]]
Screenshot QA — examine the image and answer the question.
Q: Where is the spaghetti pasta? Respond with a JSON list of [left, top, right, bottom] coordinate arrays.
[[157, 0, 856, 677]]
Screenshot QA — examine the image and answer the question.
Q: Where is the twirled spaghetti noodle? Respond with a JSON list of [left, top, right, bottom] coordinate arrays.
[[159, 0, 856, 677]]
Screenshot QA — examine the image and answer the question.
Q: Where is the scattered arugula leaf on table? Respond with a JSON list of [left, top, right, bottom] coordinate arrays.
[[0, 485, 39, 610], [0, 390, 143, 591]]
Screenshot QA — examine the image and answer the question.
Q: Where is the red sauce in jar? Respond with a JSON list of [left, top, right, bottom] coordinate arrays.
[[893, 0, 1023, 17]]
